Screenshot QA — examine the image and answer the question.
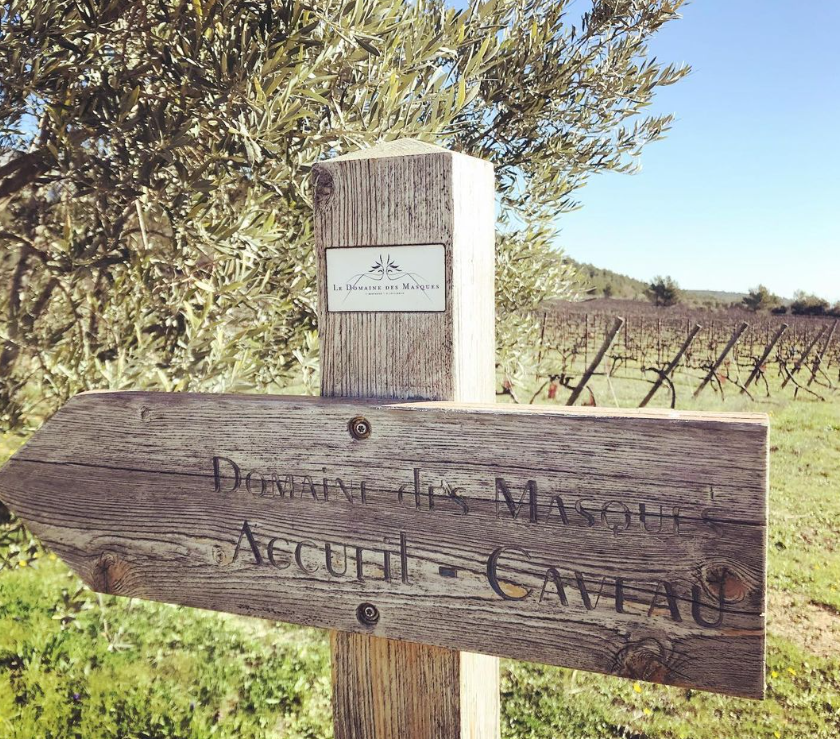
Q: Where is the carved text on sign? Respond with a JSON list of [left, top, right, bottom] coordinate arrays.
[[0, 392, 768, 698], [213, 457, 726, 538]]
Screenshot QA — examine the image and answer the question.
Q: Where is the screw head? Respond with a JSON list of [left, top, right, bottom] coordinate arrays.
[[349, 416, 371, 440], [356, 602, 380, 626]]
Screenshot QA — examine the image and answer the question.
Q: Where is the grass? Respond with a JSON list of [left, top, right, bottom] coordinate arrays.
[[1, 365, 839, 738]]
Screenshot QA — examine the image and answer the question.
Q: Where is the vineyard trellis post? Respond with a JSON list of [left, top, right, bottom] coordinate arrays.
[[640, 323, 702, 407], [536, 310, 548, 381], [693, 321, 749, 399], [781, 323, 827, 389], [657, 317, 662, 365], [567, 316, 624, 406], [584, 313, 589, 366], [807, 319, 837, 387], [742, 323, 788, 393]]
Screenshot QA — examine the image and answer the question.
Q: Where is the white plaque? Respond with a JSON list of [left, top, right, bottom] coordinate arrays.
[[325, 244, 446, 312]]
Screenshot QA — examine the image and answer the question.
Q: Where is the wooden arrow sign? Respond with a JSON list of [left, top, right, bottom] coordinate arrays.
[[0, 390, 768, 698]]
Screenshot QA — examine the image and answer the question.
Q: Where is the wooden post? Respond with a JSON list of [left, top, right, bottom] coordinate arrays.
[[657, 318, 662, 365], [693, 321, 748, 399], [640, 323, 702, 407], [536, 310, 548, 380], [313, 139, 500, 739], [742, 323, 788, 392], [623, 315, 629, 355], [584, 313, 589, 367], [567, 316, 624, 406], [807, 319, 837, 387], [781, 323, 826, 389]]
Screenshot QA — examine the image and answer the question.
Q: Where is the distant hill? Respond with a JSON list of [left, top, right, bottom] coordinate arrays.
[[684, 289, 750, 304], [568, 260, 747, 308], [572, 261, 649, 300]]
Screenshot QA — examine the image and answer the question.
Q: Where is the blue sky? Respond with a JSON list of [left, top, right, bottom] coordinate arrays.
[[452, 1, 840, 300], [556, 1, 840, 301]]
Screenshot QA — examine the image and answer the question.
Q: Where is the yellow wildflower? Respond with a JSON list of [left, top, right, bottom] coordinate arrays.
[[771, 671, 778, 678], [643, 708, 652, 716], [18, 560, 27, 568], [633, 683, 642, 693], [787, 667, 796, 676]]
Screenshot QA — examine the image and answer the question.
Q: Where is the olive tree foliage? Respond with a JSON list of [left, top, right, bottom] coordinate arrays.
[[0, 0, 688, 432]]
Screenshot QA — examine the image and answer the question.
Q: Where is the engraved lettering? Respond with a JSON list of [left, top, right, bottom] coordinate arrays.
[[546, 496, 569, 525], [273, 473, 294, 498], [295, 540, 320, 574], [577, 573, 619, 611], [639, 503, 664, 533], [400, 531, 409, 584], [495, 478, 538, 523], [301, 476, 319, 502], [429, 478, 469, 515], [615, 577, 626, 613], [355, 546, 365, 581], [575, 499, 596, 527], [539, 567, 569, 605], [398, 467, 422, 508], [232, 520, 262, 565], [601, 501, 632, 535], [245, 472, 268, 497], [213, 456, 240, 494], [335, 477, 355, 504], [325, 542, 348, 576], [648, 581, 683, 622], [267, 537, 291, 569], [487, 546, 532, 601], [692, 583, 725, 627], [383, 548, 392, 582], [574, 572, 594, 609], [539, 570, 622, 612]]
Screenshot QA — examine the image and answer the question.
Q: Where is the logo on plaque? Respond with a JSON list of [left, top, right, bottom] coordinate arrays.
[[326, 244, 446, 312]]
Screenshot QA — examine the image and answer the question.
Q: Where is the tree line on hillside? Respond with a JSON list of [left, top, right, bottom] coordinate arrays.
[[584, 268, 838, 316]]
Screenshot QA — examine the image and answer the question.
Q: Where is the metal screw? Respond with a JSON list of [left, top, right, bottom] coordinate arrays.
[[356, 602, 380, 626], [349, 416, 372, 440]]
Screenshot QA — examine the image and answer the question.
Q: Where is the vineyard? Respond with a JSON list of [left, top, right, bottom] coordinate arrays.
[[519, 298, 839, 408]]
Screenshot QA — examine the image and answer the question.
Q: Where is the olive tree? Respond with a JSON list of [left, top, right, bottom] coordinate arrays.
[[0, 0, 688, 434]]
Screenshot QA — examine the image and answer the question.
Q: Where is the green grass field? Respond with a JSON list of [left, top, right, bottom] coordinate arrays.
[[1, 367, 838, 738]]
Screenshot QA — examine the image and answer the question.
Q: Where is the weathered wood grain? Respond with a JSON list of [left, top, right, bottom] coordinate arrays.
[[314, 139, 499, 739], [314, 139, 495, 403], [0, 390, 769, 699]]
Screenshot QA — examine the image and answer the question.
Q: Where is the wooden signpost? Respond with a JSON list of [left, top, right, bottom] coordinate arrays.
[[0, 140, 768, 738]]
